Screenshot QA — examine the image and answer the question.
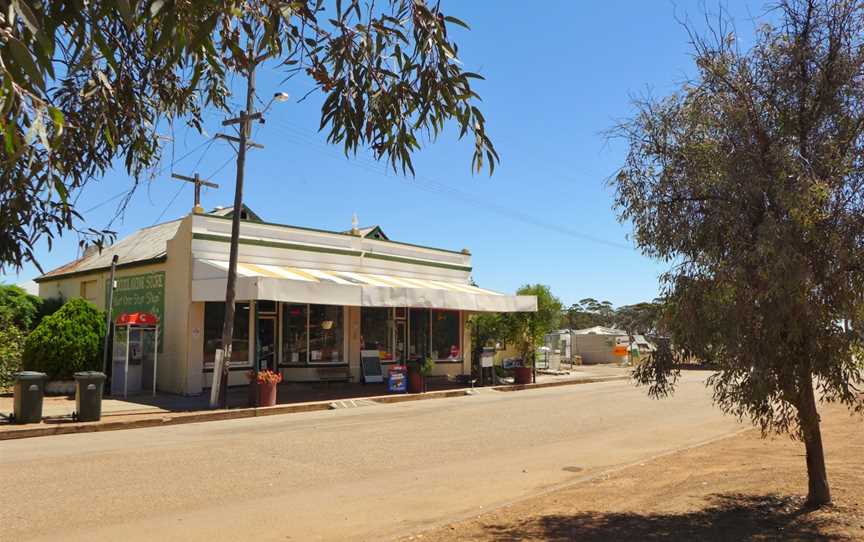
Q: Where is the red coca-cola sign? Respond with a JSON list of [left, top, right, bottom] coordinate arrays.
[[115, 312, 159, 326]]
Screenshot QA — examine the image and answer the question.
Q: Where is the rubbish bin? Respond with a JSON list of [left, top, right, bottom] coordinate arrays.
[[13, 371, 47, 424], [74, 371, 106, 422]]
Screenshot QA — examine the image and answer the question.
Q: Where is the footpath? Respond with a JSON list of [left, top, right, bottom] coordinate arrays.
[[0, 365, 629, 441]]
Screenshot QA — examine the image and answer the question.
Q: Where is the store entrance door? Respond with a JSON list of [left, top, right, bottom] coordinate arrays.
[[257, 316, 277, 372], [394, 318, 407, 363]]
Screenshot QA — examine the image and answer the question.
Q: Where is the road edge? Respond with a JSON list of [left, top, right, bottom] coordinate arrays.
[[0, 375, 631, 441]]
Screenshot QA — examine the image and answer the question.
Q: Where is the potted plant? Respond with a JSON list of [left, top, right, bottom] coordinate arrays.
[[501, 285, 563, 386], [250, 369, 282, 407], [513, 358, 533, 385], [407, 357, 435, 393]]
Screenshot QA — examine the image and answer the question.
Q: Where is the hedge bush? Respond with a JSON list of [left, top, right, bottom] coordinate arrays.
[[23, 298, 106, 380], [0, 318, 25, 389], [0, 284, 42, 331]]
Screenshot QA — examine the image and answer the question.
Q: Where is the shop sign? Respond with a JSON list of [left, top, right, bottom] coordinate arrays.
[[480, 348, 495, 368], [107, 271, 165, 351], [612, 344, 629, 357]]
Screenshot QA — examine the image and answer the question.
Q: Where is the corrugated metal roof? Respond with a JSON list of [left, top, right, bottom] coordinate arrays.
[[37, 219, 182, 281]]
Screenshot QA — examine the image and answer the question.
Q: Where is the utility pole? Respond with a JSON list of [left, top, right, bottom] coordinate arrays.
[[171, 173, 219, 214], [210, 40, 267, 409]]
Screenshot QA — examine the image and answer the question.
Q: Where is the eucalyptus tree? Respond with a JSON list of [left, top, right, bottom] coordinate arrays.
[[612, 0, 864, 506], [0, 0, 497, 271]]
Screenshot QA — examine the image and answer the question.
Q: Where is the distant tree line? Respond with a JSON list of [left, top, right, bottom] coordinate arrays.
[[559, 298, 665, 336]]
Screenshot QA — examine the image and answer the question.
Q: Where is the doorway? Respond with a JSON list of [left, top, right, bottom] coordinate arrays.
[[257, 316, 277, 372], [394, 318, 407, 363]]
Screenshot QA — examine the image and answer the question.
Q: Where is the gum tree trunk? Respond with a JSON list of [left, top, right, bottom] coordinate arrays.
[[798, 367, 831, 506]]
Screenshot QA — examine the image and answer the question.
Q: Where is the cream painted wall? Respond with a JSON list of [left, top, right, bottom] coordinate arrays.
[[162, 215, 194, 394]]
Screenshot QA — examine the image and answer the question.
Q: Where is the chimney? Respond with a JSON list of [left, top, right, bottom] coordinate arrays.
[[82, 244, 100, 259]]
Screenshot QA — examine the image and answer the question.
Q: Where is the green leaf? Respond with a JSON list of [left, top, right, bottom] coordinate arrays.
[[116, 0, 134, 28], [6, 37, 44, 90], [48, 106, 64, 136], [103, 124, 115, 149], [53, 176, 68, 203], [12, 0, 40, 35], [3, 122, 15, 154], [150, 0, 165, 17], [443, 16, 470, 30]]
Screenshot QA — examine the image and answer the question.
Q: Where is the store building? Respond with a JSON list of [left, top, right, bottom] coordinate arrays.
[[35, 209, 537, 395]]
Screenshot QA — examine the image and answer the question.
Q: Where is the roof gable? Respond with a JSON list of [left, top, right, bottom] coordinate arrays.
[[209, 204, 262, 222]]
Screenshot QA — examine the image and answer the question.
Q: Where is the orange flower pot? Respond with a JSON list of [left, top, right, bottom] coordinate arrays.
[[257, 380, 278, 406], [407, 367, 425, 393]]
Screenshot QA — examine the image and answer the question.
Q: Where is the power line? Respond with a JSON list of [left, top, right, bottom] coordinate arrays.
[[81, 137, 217, 216], [207, 155, 236, 180], [152, 183, 187, 225], [266, 120, 633, 250]]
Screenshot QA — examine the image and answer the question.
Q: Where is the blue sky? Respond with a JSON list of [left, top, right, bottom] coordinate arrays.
[[4, 0, 764, 307]]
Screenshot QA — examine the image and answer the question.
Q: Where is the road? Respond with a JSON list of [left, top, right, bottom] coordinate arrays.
[[0, 373, 743, 541]]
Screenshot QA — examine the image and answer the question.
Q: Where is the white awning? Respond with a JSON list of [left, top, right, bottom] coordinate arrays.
[[191, 260, 536, 312]]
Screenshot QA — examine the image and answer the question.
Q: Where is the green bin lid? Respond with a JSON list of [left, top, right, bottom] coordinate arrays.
[[74, 371, 106, 379], [14, 371, 46, 380]]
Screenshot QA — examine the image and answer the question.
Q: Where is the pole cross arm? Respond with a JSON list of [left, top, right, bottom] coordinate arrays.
[[171, 173, 220, 189], [221, 112, 263, 126], [215, 133, 265, 149]]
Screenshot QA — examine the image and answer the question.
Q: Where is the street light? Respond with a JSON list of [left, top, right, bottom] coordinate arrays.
[[262, 92, 290, 115]]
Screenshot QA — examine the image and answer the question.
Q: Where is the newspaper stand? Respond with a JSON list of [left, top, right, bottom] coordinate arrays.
[[112, 312, 159, 397]]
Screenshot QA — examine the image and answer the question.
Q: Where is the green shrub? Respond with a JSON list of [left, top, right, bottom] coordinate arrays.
[[34, 295, 64, 328], [0, 318, 25, 389], [0, 284, 42, 331], [23, 298, 105, 380]]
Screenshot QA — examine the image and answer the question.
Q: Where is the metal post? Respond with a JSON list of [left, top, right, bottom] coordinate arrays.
[[251, 300, 258, 407], [153, 326, 158, 397], [124, 325, 130, 399], [102, 255, 118, 380]]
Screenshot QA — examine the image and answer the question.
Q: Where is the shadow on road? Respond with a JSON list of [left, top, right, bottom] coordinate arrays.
[[478, 493, 851, 541]]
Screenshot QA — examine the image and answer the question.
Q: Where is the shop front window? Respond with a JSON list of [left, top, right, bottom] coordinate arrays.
[[309, 304, 344, 363], [203, 302, 250, 367], [409, 308, 430, 361], [281, 304, 308, 364], [431, 310, 461, 360], [361, 307, 394, 360]]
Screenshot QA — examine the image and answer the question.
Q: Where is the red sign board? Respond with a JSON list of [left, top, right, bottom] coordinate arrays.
[[115, 312, 159, 326]]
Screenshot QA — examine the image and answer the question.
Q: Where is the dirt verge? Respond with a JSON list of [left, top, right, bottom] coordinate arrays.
[[409, 403, 864, 541]]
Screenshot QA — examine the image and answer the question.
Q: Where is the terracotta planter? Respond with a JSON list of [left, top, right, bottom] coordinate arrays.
[[257, 380, 278, 406], [407, 369, 425, 393], [513, 366, 533, 385]]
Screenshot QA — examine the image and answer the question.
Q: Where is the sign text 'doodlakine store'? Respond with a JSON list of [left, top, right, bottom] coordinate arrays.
[[106, 271, 166, 351]]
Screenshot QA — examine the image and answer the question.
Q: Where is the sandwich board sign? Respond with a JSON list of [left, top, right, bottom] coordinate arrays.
[[360, 350, 384, 383]]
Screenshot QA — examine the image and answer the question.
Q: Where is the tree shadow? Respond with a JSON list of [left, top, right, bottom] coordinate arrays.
[[481, 494, 852, 541]]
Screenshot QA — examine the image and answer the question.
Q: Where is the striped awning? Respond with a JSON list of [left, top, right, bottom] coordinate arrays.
[[191, 259, 536, 312]]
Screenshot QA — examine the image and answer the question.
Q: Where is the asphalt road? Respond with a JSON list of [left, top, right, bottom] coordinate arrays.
[[0, 373, 743, 541]]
